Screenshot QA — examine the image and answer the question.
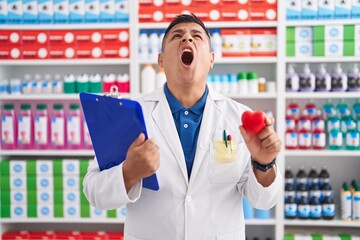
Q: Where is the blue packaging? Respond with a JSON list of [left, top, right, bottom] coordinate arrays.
[[301, 0, 318, 19], [38, 0, 53, 23], [334, 0, 351, 19], [100, 0, 114, 22], [243, 198, 254, 219], [256, 209, 271, 219], [286, 0, 302, 20], [54, 0, 69, 23], [318, 0, 334, 19], [69, 0, 84, 23], [352, 0, 360, 18], [0, 0, 7, 23], [22, 0, 37, 23], [84, 0, 99, 22], [8, 0, 23, 23], [114, 0, 128, 22]]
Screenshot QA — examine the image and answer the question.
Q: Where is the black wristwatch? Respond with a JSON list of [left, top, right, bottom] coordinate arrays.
[[251, 158, 276, 172]]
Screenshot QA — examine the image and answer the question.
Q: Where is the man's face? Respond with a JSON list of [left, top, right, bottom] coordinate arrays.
[[158, 22, 214, 86]]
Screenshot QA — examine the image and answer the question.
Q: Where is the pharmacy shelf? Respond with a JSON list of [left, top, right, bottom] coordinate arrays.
[[0, 59, 130, 66], [285, 150, 360, 157], [284, 219, 360, 228], [0, 93, 131, 101], [0, 150, 94, 157], [1, 218, 275, 225], [139, 21, 278, 29], [284, 92, 360, 99], [227, 93, 277, 99], [285, 19, 360, 27], [0, 23, 130, 30], [286, 57, 360, 63], [138, 57, 278, 65]]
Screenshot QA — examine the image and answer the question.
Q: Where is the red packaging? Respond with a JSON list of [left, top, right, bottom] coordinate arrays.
[[75, 30, 103, 45], [249, 0, 277, 7], [76, 45, 103, 59], [2, 231, 29, 239], [48, 30, 76, 45], [107, 232, 124, 240], [81, 231, 108, 240], [22, 45, 48, 59], [103, 44, 129, 58], [221, 5, 249, 21], [193, 5, 221, 22], [0, 30, 21, 46], [21, 30, 48, 46], [102, 29, 129, 45], [139, 6, 165, 22], [28, 231, 55, 239], [249, 6, 277, 21], [0, 46, 21, 59], [250, 28, 277, 56]]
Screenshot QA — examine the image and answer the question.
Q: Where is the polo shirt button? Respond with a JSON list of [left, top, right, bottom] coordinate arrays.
[[184, 124, 188, 128], [184, 110, 189, 115]]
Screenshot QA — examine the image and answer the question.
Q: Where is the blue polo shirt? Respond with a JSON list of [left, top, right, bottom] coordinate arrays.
[[164, 83, 208, 179]]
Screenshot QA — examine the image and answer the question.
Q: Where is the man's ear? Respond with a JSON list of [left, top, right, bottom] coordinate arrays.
[[158, 53, 163, 67]]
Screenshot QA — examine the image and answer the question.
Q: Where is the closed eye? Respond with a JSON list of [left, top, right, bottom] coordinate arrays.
[[193, 34, 203, 39], [172, 34, 182, 40]]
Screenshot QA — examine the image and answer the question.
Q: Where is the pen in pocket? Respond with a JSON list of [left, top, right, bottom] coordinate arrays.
[[223, 130, 228, 148], [227, 135, 233, 153]]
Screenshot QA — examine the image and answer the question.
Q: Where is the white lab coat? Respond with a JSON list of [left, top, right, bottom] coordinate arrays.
[[83, 86, 282, 240]]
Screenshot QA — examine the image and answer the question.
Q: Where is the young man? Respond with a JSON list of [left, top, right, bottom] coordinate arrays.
[[84, 14, 283, 240]]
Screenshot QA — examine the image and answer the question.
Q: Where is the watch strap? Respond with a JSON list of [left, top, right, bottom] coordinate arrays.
[[251, 158, 276, 172]]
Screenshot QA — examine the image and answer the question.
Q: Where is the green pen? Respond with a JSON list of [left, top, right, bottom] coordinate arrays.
[[223, 130, 228, 148]]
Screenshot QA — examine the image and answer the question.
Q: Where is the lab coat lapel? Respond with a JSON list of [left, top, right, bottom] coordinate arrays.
[[152, 93, 189, 185], [189, 90, 221, 185]]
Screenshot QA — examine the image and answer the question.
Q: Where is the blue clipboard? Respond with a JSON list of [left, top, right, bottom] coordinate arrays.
[[79, 91, 159, 191]]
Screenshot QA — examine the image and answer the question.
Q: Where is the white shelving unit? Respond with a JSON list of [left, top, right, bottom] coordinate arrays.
[[1, 0, 360, 239]]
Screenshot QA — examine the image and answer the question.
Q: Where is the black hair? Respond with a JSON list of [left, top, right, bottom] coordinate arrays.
[[162, 13, 211, 50]]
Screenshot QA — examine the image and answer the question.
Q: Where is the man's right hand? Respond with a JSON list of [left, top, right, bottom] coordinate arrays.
[[123, 133, 160, 192]]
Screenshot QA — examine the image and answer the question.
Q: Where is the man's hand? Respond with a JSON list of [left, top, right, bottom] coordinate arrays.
[[123, 133, 160, 192], [239, 116, 282, 165]]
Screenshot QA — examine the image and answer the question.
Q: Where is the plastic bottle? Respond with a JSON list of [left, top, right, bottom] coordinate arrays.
[[258, 77, 266, 92], [221, 74, 229, 94], [22, 74, 32, 94], [345, 122, 360, 150], [50, 104, 65, 149], [102, 73, 116, 93], [285, 166, 295, 185], [328, 127, 343, 150], [83, 120, 93, 149], [312, 110, 325, 131], [353, 100, 360, 132], [247, 72, 258, 94], [53, 74, 63, 94], [42, 74, 52, 94], [341, 109, 355, 134], [321, 182, 333, 203], [295, 166, 308, 188], [211, 29, 222, 60], [212, 74, 221, 92], [139, 30, 149, 60], [17, 104, 33, 149], [305, 100, 317, 119], [229, 74, 238, 95], [34, 104, 50, 149], [299, 63, 315, 92], [347, 63, 360, 92], [326, 110, 340, 133], [322, 192, 335, 220], [237, 72, 248, 95], [158, 29, 165, 53], [149, 30, 159, 60], [309, 196, 322, 220], [331, 63, 348, 92], [288, 101, 300, 120], [297, 195, 310, 219], [1, 104, 17, 149], [298, 109, 312, 131], [352, 182, 360, 221], [323, 99, 335, 120], [307, 166, 319, 189], [310, 183, 322, 203], [76, 74, 89, 93], [285, 127, 298, 150], [89, 73, 102, 93], [141, 64, 156, 94], [66, 104, 82, 149], [284, 195, 297, 219], [319, 166, 330, 189], [298, 126, 312, 149], [285, 109, 296, 131], [116, 73, 130, 93], [64, 74, 76, 94], [341, 182, 352, 221], [315, 64, 331, 92], [285, 181, 296, 201], [312, 127, 326, 150], [285, 64, 299, 92]]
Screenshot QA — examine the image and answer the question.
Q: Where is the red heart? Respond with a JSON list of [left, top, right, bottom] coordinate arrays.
[[241, 111, 266, 135]]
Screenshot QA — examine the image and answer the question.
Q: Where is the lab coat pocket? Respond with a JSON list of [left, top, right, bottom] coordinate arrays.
[[209, 141, 245, 184]]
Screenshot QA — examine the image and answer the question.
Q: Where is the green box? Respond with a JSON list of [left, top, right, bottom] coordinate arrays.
[[107, 209, 117, 218], [27, 203, 37, 218], [313, 41, 325, 56], [284, 233, 294, 240], [1, 204, 10, 218], [27, 176, 37, 191], [27, 190, 37, 204], [286, 27, 295, 42], [313, 26, 325, 41], [344, 25, 355, 40], [1, 190, 10, 205], [26, 159, 36, 176], [286, 42, 295, 57], [0, 160, 10, 176], [312, 234, 323, 240], [343, 40, 355, 56], [53, 159, 63, 176], [1, 175, 10, 190]]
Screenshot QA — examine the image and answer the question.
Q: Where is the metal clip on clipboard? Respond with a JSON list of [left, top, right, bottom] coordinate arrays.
[[104, 85, 122, 99]]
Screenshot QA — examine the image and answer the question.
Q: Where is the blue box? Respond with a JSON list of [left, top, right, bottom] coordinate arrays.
[[243, 198, 254, 219], [7, 0, 23, 23], [69, 0, 84, 23], [114, 0, 128, 22], [54, 0, 69, 23], [37, 0, 53, 23], [84, 0, 99, 22], [352, 0, 360, 18], [286, 0, 302, 20], [100, 0, 114, 22], [301, 0, 318, 20], [0, 0, 7, 23], [318, 0, 334, 19], [22, 0, 37, 23], [334, 0, 351, 19]]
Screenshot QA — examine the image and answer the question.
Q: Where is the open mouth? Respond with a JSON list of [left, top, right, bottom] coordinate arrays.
[[181, 49, 194, 66]]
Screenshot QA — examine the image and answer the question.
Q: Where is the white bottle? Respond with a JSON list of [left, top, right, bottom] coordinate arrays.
[[139, 30, 149, 60], [347, 63, 360, 92], [156, 66, 166, 89], [315, 64, 331, 92], [299, 63, 315, 92], [158, 29, 165, 53], [286, 64, 299, 92], [331, 63, 348, 92], [141, 64, 156, 94], [211, 29, 222, 60], [149, 30, 159, 60]]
